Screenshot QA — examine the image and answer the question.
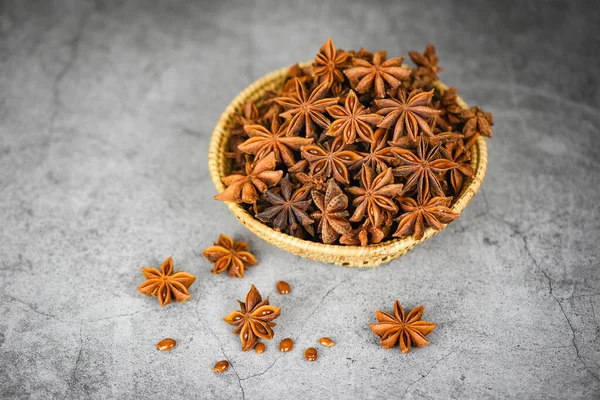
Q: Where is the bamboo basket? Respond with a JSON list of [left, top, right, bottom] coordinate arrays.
[[208, 63, 488, 267]]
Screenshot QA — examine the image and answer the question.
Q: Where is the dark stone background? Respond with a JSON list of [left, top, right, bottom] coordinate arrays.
[[1, 0, 599, 398]]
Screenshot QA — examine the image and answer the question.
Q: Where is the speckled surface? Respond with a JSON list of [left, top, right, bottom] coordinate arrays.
[[1, 1, 599, 399]]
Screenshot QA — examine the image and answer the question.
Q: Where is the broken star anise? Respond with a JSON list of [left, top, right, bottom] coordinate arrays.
[[344, 51, 410, 99], [137, 257, 196, 307], [202, 234, 258, 278], [393, 196, 459, 240], [369, 300, 437, 353], [223, 284, 281, 351], [311, 179, 352, 244]]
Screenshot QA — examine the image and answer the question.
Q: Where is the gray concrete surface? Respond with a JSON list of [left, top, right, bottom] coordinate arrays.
[[1, 0, 599, 398]]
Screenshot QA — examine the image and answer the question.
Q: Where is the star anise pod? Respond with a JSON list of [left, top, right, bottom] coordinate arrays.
[[339, 219, 388, 246], [439, 87, 464, 126], [313, 38, 350, 88], [301, 136, 361, 184], [137, 257, 196, 307], [326, 89, 382, 144], [275, 79, 338, 138], [350, 128, 398, 173], [347, 166, 403, 228], [392, 137, 458, 201], [375, 89, 440, 144], [461, 105, 493, 146], [408, 44, 443, 89], [343, 51, 410, 99], [223, 284, 281, 351], [282, 63, 313, 94], [439, 142, 474, 195], [231, 100, 260, 136], [239, 117, 313, 166], [393, 196, 459, 240], [293, 170, 328, 194], [214, 152, 283, 204], [369, 300, 437, 353], [311, 179, 352, 244], [202, 234, 258, 278], [256, 175, 314, 237]]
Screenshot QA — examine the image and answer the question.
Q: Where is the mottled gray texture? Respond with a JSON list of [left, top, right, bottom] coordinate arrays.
[[1, 0, 599, 399]]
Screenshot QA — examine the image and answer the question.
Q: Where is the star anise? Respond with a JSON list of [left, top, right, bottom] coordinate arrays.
[[282, 63, 313, 94], [275, 79, 338, 138], [313, 38, 350, 88], [393, 196, 459, 240], [439, 87, 464, 127], [293, 170, 328, 194], [344, 51, 410, 99], [461, 106, 493, 141], [339, 219, 388, 246], [375, 89, 440, 144], [347, 166, 403, 228], [256, 175, 314, 237], [231, 100, 260, 136], [311, 179, 352, 244], [409, 44, 443, 89], [239, 118, 313, 166], [350, 128, 398, 173], [214, 152, 283, 204], [392, 137, 458, 201], [326, 89, 382, 144], [439, 142, 474, 195], [369, 300, 437, 353], [223, 284, 281, 351], [137, 257, 196, 307], [301, 136, 361, 184], [202, 234, 258, 278]]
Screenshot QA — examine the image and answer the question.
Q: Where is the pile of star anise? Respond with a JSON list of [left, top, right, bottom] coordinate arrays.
[[215, 39, 493, 246]]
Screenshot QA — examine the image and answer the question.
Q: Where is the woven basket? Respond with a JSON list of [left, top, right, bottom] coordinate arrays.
[[208, 63, 488, 267]]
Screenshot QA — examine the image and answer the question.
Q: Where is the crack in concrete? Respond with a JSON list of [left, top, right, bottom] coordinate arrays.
[[62, 322, 84, 400], [400, 347, 459, 399], [8, 295, 70, 323], [84, 309, 147, 323]]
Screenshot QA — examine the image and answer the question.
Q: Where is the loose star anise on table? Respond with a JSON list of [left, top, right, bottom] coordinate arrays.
[[202, 234, 258, 278], [213, 38, 494, 245], [223, 284, 281, 351], [369, 300, 437, 353], [137, 257, 196, 307]]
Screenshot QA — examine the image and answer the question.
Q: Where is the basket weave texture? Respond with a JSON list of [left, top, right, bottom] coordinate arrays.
[[208, 63, 488, 267]]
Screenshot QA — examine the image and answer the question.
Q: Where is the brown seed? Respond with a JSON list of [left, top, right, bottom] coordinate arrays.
[[304, 347, 318, 362], [279, 338, 294, 352], [214, 360, 229, 373], [319, 337, 335, 347], [156, 338, 176, 351], [255, 342, 266, 354], [276, 281, 291, 295]]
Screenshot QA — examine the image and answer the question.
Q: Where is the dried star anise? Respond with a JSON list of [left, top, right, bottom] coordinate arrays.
[[326, 89, 382, 144], [461, 106, 494, 149], [340, 219, 389, 246], [215, 152, 283, 204], [439, 142, 474, 195], [311, 179, 352, 244], [369, 300, 437, 353], [138, 257, 196, 307], [409, 44, 443, 89], [256, 175, 314, 237], [344, 51, 410, 99], [239, 117, 313, 166], [350, 128, 398, 173], [276, 79, 338, 138], [313, 38, 350, 88], [301, 136, 361, 184], [202, 234, 258, 278], [347, 166, 403, 228], [223, 284, 281, 351], [393, 196, 459, 240]]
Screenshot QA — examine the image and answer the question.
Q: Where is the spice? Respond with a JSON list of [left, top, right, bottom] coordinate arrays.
[[369, 300, 437, 353], [202, 234, 258, 278], [156, 338, 176, 351], [279, 338, 294, 352], [213, 38, 494, 246], [214, 360, 229, 373], [304, 347, 318, 362], [319, 337, 335, 347], [276, 281, 291, 295], [223, 285, 281, 351], [255, 342, 266, 354], [137, 257, 196, 307]]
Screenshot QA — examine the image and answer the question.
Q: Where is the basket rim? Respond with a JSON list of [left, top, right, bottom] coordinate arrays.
[[208, 62, 488, 263]]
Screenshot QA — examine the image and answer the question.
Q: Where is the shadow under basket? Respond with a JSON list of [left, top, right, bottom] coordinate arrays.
[[208, 63, 488, 267]]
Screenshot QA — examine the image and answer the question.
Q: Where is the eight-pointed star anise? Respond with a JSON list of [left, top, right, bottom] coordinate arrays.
[[461, 106, 494, 149], [275, 78, 338, 138], [375, 89, 440, 144], [439, 142, 474, 195], [369, 300, 437, 353], [137, 257, 196, 307], [214, 152, 283, 204], [202, 234, 258, 278], [223, 284, 281, 351], [256, 174, 314, 237], [313, 38, 350, 88], [311, 179, 352, 244], [393, 196, 459, 240], [239, 117, 313, 166], [347, 166, 403, 228], [350, 128, 398, 174], [326, 89, 382, 144], [392, 137, 458, 202], [301, 136, 361, 184], [408, 44, 443, 89], [344, 51, 410, 99]]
